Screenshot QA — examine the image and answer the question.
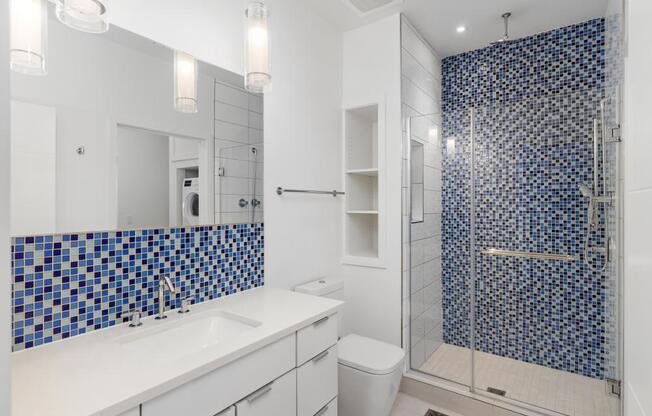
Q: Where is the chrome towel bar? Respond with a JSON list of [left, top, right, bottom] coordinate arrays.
[[481, 248, 578, 262], [276, 187, 345, 197]]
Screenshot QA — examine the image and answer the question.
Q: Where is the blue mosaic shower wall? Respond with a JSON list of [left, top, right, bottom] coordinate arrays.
[[441, 19, 606, 378], [11, 224, 264, 351]]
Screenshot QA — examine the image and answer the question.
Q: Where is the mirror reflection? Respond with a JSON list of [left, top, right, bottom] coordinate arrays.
[[9, 10, 264, 237]]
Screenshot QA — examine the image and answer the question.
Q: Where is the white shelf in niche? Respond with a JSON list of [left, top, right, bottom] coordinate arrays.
[[343, 102, 385, 269], [346, 168, 378, 177]]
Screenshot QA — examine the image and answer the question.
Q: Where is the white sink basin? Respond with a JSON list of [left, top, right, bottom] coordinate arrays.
[[116, 310, 261, 359]]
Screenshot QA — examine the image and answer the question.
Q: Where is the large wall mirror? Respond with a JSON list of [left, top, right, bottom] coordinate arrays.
[[9, 9, 264, 237]]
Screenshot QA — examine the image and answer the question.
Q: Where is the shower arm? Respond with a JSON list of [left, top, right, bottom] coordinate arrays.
[[502, 13, 510, 40]]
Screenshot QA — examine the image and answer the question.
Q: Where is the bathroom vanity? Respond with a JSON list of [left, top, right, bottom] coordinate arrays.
[[11, 288, 342, 416]]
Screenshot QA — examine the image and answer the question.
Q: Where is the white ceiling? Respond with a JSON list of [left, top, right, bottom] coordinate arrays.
[[308, 0, 608, 57]]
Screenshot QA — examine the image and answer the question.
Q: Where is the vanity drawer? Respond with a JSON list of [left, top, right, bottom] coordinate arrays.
[[216, 406, 235, 416], [297, 345, 338, 416], [117, 407, 141, 416], [314, 397, 337, 416], [141, 334, 296, 416], [297, 313, 338, 365], [236, 369, 296, 416]]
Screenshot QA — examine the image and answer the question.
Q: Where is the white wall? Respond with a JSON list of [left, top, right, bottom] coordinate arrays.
[[0, 0, 10, 412], [10, 101, 57, 235], [263, 0, 344, 289], [214, 82, 264, 224], [340, 15, 403, 346], [623, 1, 652, 415], [110, 0, 244, 76], [116, 127, 170, 228]]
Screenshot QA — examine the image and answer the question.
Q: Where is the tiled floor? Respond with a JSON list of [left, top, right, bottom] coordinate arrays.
[[391, 392, 465, 416], [418, 344, 619, 416]]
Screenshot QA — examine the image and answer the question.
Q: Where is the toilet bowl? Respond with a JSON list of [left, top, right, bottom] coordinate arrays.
[[294, 278, 405, 416], [337, 333, 405, 416]]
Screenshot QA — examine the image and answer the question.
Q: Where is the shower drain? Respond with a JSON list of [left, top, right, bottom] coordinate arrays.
[[425, 410, 449, 416], [487, 386, 507, 396]]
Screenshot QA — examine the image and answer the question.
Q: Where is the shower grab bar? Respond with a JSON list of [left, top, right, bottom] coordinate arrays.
[[481, 248, 579, 262], [276, 187, 345, 197]]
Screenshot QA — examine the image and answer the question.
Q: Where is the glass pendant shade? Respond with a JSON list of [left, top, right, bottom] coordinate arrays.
[[244, 2, 271, 93], [55, 0, 109, 34], [174, 50, 199, 114], [9, 0, 48, 76]]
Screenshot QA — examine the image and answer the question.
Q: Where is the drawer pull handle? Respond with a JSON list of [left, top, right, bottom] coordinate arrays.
[[312, 350, 330, 363], [314, 404, 329, 416], [313, 316, 330, 327], [246, 383, 273, 404]]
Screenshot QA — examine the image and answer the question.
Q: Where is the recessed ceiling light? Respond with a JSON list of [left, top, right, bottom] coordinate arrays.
[[456, 25, 466, 34]]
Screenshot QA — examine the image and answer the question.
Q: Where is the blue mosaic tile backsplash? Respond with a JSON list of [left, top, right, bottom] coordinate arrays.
[[441, 19, 607, 378], [11, 224, 264, 351]]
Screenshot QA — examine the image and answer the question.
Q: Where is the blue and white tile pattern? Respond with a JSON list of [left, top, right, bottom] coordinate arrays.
[[442, 19, 607, 379], [11, 224, 264, 351]]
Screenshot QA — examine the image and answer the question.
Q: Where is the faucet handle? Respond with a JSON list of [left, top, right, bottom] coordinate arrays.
[[160, 274, 177, 294], [178, 296, 193, 314], [122, 311, 143, 327]]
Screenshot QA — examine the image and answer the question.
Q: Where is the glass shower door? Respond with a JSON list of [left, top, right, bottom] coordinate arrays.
[[471, 94, 621, 416], [216, 143, 263, 224], [407, 112, 472, 389]]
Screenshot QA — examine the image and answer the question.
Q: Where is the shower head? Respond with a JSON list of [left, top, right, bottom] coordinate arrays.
[[579, 184, 593, 198], [490, 12, 515, 45]]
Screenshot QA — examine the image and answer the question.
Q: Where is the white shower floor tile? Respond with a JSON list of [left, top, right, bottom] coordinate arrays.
[[418, 344, 619, 416]]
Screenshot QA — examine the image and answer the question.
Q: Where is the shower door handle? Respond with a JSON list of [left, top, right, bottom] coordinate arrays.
[[481, 248, 578, 262]]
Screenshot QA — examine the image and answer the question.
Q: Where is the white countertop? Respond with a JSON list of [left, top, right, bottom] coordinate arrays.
[[12, 288, 342, 416]]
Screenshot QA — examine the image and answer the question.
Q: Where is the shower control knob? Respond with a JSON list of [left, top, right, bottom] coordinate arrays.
[[251, 198, 261, 208], [239, 198, 249, 208]]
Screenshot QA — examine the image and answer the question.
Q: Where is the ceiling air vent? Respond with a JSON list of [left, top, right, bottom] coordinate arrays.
[[343, 0, 403, 16]]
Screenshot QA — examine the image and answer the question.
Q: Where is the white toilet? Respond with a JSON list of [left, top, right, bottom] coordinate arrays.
[[295, 278, 405, 416]]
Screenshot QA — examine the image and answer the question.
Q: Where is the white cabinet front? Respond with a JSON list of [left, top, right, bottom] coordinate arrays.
[[141, 335, 295, 416], [216, 406, 235, 416], [315, 397, 337, 416], [236, 369, 297, 416], [117, 407, 140, 416], [297, 345, 338, 416], [296, 314, 338, 366]]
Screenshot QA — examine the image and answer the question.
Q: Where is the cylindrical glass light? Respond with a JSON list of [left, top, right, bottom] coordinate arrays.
[[174, 50, 199, 114], [55, 0, 109, 34], [244, 2, 271, 93], [9, 0, 48, 76]]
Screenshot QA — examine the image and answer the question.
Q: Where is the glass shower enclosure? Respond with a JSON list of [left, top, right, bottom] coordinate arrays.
[[216, 143, 264, 224], [406, 91, 621, 416]]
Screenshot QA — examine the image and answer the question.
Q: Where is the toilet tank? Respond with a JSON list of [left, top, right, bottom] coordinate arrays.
[[294, 278, 344, 301], [295, 278, 345, 337]]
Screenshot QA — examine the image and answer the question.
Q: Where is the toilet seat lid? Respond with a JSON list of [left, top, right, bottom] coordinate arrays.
[[337, 334, 405, 375]]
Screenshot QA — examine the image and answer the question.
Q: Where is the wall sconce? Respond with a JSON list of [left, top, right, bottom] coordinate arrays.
[[55, 0, 109, 34], [446, 137, 456, 156], [244, 1, 271, 93], [428, 126, 439, 141], [174, 50, 199, 114], [9, 0, 48, 76]]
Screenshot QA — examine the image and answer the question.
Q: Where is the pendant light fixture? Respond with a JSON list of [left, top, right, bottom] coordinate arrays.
[[9, 0, 48, 76], [244, 1, 271, 93], [55, 0, 109, 34], [174, 50, 199, 114]]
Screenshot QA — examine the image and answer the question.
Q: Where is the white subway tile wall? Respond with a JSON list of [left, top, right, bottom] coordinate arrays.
[[214, 82, 264, 224], [400, 17, 443, 369]]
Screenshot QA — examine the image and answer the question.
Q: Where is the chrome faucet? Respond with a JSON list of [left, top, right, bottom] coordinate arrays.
[[156, 275, 176, 320]]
